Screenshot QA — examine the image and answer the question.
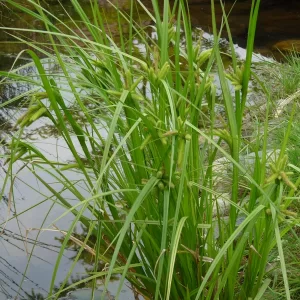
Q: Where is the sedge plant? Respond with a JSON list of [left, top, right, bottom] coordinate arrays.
[[0, 0, 299, 299]]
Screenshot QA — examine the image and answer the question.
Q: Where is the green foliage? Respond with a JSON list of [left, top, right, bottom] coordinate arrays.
[[1, 0, 299, 299], [280, 50, 300, 97]]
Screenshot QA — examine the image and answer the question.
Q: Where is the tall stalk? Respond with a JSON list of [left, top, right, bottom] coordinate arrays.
[[0, 0, 297, 299]]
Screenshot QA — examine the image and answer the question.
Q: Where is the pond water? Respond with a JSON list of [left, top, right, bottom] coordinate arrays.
[[188, 0, 300, 56], [0, 2, 151, 299], [0, 0, 300, 299]]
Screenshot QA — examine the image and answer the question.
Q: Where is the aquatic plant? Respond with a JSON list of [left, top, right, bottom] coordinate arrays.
[[1, 0, 299, 299]]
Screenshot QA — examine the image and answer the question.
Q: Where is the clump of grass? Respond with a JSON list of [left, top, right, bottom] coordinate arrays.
[[279, 50, 300, 97], [0, 0, 299, 299], [274, 120, 300, 172], [262, 49, 300, 100]]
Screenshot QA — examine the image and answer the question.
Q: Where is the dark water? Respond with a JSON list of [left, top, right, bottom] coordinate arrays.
[[0, 0, 153, 71], [1, 0, 300, 67], [0, 0, 299, 299], [188, 0, 300, 56]]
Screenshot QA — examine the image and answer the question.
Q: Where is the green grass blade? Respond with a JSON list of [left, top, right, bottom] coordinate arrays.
[[101, 177, 158, 299], [195, 205, 265, 299], [253, 279, 272, 300], [166, 217, 188, 300]]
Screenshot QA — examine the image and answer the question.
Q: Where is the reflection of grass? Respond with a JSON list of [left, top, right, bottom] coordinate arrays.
[[55, 225, 115, 267], [1, 0, 300, 299], [0, 112, 14, 132], [26, 289, 45, 300], [52, 275, 93, 299]]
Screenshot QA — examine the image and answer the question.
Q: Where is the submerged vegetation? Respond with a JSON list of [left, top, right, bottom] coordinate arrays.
[[0, 0, 300, 299]]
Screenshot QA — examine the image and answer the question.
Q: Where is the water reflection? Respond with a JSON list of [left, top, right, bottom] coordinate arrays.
[[0, 0, 152, 70], [1, 0, 300, 65], [188, 0, 300, 56], [0, 58, 133, 300], [0, 74, 34, 107], [0, 228, 59, 299], [1, 1, 148, 298]]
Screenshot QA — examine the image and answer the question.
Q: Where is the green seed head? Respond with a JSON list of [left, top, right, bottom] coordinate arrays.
[[158, 181, 165, 191], [265, 209, 272, 216], [185, 134, 192, 141], [156, 171, 163, 179]]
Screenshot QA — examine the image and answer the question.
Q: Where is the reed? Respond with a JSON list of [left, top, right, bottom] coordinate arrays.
[[0, 0, 298, 299]]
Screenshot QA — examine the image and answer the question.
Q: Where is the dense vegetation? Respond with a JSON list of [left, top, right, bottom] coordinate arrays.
[[0, 0, 300, 299]]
